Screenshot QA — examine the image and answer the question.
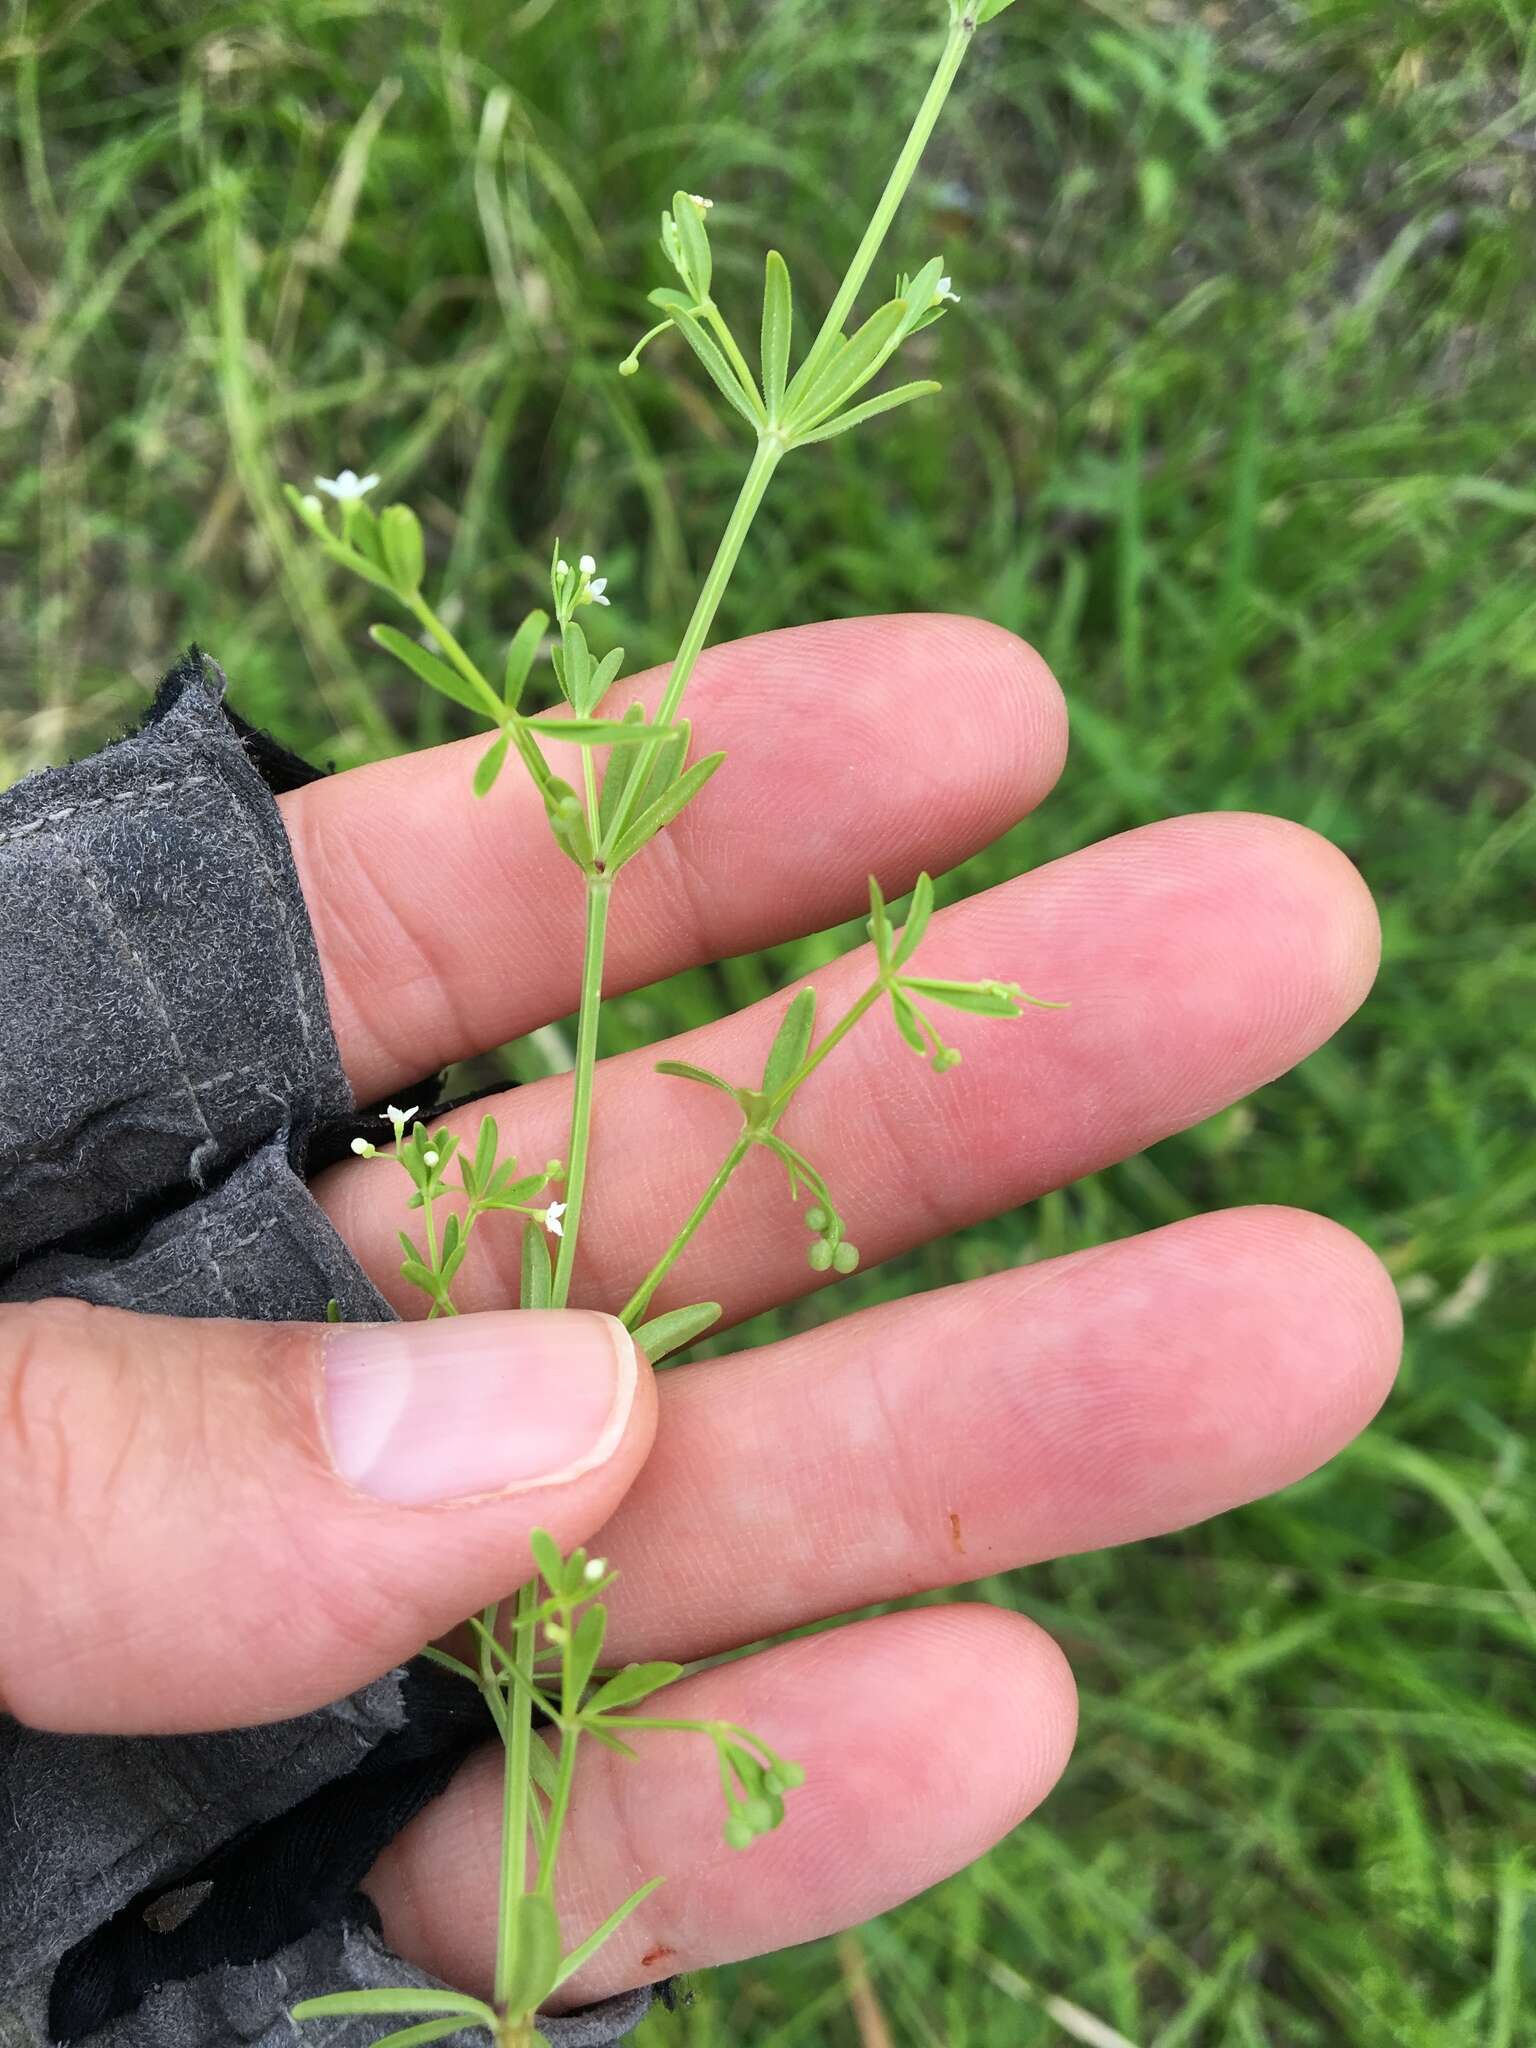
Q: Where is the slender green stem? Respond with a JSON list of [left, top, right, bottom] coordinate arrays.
[[404, 591, 498, 707], [493, 1581, 537, 2012], [620, 1133, 751, 1329], [796, 16, 973, 392], [537, 1634, 581, 1895], [551, 875, 612, 1307], [601, 434, 783, 858]]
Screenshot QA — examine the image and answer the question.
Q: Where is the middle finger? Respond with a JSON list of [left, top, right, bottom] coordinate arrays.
[[319, 810, 1378, 1329]]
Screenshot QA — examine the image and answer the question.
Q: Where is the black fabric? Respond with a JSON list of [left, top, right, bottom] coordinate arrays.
[[0, 652, 657, 2045], [48, 1664, 488, 2044]]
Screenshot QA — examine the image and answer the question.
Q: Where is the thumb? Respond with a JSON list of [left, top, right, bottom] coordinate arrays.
[[0, 1299, 653, 1735]]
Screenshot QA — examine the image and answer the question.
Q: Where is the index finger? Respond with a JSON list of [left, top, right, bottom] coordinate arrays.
[[279, 614, 1066, 1102]]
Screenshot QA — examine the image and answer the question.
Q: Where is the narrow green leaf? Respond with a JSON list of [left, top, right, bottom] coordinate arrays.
[[892, 872, 935, 968], [585, 645, 625, 716], [789, 298, 907, 429], [379, 503, 425, 593], [473, 730, 510, 798], [477, 1170, 547, 1212], [631, 1301, 722, 1362], [609, 750, 725, 869], [473, 1115, 499, 1193], [551, 1879, 666, 1992], [633, 716, 692, 815], [370, 624, 503, 722], [503, 608, 549, 714], [792, 380, 941, 447], [501, 1893, 562, 2020], [586, 1662, 684, 1714], [527, 716, 678, 746], [672, 189, 712, 298], [976, 0, 1020, 19], [597, 702, 650, 838], [529, 1528, 564, 1589], [761, 250, 793, 418], [346, 501, 387, 570], [671, 309, 762, 428], [762, 986, 816, 1098], [653, 1059, 739, 1098], [529, 1729, 561, 1800], [365, 2021, 473, 2048], [579, 1719, 638, 1758], [560, 620, 591, 710], [522, 1217, 553, 1309], [757, 1132, 835, 1214], [867, 875, 894, 966], [901, 975, 1026, 1016], [568, 1604, 607, 1700], [419, 1644, 479, 1687], [290, 1991, 498, 2025], [895, 256, 946, 340], [889, 988, 929, 1056]]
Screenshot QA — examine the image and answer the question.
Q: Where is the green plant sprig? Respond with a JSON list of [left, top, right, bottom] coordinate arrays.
[[290, 8, 1023, 2041], [621, 874, 1063, 1329]]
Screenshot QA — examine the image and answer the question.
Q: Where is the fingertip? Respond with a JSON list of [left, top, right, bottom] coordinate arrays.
[[969, 615, 1070, 791], [898, 613, 1068, 818], [1200, 812, 1382, 1023], [1234, 1204, 1403, 1440], [933, 1604, 1079, 1831]]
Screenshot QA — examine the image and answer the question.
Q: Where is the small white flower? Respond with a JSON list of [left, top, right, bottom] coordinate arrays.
[[350, 1137, 377, 1159], [555, 558, 570, 578], [574, 552, 611, 605], [423, 1149, 439, 1168], [583, 1557, 607, 1583], [543, 1201, 567, 1239], [687, 193, 714, 210], [314, 469, 380, 501], [933, 275, 960, 306], [382, 1103, 419, 1139]]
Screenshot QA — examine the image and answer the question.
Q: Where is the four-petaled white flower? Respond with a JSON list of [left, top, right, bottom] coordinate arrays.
[[543, 1201, 568, 1238], [314, 469, 380, 501], [934, 275, 960, 305], [576, 553, 610, 606]]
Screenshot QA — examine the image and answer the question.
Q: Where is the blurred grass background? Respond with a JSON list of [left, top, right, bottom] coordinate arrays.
[[3, 0, 1534, 2041]]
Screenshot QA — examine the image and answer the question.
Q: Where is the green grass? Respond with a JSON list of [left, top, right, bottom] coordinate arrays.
[[4, 0, 1535, 2040]]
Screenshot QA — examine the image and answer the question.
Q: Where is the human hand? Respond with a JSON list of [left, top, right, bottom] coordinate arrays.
[[1, 615, 1401, 2012]]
